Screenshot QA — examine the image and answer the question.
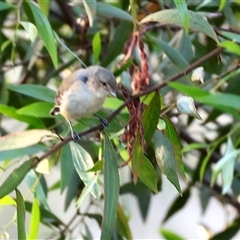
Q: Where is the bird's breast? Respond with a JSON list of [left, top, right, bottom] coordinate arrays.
[[59, 86, 106, 120]]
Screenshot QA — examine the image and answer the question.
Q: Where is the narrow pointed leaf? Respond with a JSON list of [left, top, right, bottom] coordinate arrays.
[[0, 159, 34, 199], [140, 9, 219, 43], [0, 195, 16, 206], [132, 138, 158, 193], [117, 204, 133, 240], [23, 1, 58, 67], [0, 130, 58, 151], [142, 92, 161, 144], [16, 189, 26, 240], [154, 130, 182, 194], [7, 84, 55, 103], [97, 2, 133, 22], [163, 188, 190, 223], [70, 142, 101, 198], [174, 0, 189, 33], [28, 197, 40, 240], [101, 135, 120, 240], [59, 144, 75, 192], [164, 117, 186, 180]]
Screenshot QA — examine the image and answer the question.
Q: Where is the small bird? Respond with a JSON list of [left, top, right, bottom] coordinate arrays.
[[50, 65, 117, 140]]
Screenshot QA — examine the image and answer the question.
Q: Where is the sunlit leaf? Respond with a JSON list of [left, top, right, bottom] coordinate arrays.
[[0, 159, 34, 199], [28, 197, 40, 240], [160, 228, 185, 240], [0, 104, 44, 128], [17, 102, 53, 118], [141, 9, 219, 43], [220, 40, 240, 56], [92, 32, 101, 64], [101, 135, 120, 240], [16, 189, 26, 240], [0, 130, 58, 151], [23, 1, 58, 67], [0, 195, 16, 206], [20, 21, 38, 43], [82, 0, 96, 27], [154, 130, 182, 194]]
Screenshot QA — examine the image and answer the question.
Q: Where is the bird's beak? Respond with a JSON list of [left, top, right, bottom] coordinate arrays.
[[109, 90, 116, 97]]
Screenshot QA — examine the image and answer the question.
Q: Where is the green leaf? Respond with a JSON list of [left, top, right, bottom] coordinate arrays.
[[220, 40, 240, 56], [70, 142, 101, 198], [117, 204, 133, 240], [211, 137, 238, 194], [96, 2, 133, 22], [174, 0, 189, 33], [158, 39, 189, 70], [28, 197, 40, 240], [120, 182, 151, 221], [219, 0, 227, 11], [168, 82, 240, 114], [101, 135, 120, 240], [163, 188, 190, 223], [25, 170, 50, 210], [132, 138, 158, 193], [37, 0, 50, 16], [92, 32, 101, 64], [142, 92, 161, 144], [23, 1, 58, 68], [154, 130, 182, 194], [140, 9, 219, 43], [0, 195, 16, 206], [7, 84, 55, 103], [20, 21, 38, 43], [209, 217, 240, 240], [164, 117, 186, 180], [0, 104, 44, 128], [168, 82, 208, 97], [16, 189, 26, 240], [25, 201, 64, 227], [17, 102, 53, 118], [82, 0, 96, 27], [102, 21, 132, 66], [59, 144, 75, 193], [0, 2, 16, 11], [0, 145, 47, 162], [0, 159, 34, 199], [0, 130, 58, 151], [160, 228, 185, 240]]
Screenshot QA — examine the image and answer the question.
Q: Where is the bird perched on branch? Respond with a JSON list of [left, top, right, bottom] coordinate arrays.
[[50, 65, 117, 140]]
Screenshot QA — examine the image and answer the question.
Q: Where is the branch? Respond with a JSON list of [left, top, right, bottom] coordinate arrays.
[[35, 46, 224, 165]]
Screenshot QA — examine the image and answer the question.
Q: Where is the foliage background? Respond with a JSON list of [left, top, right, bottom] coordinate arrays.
[[1, 0, 240, 239]]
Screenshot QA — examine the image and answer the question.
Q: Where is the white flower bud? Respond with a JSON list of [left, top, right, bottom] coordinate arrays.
[[176, 96, 202, 120], [191, 66, 204, 84]]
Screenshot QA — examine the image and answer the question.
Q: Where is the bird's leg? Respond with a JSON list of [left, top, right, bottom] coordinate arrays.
[[67, 120, 80, 141], [94, 114, 109, 127]]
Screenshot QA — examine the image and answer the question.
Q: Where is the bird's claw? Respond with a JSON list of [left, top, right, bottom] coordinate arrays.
[[71, 131, 81, 141], [100, 118, 109, 128]]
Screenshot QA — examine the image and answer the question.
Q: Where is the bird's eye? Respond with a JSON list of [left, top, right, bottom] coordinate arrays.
[[101, 82, 107, 87]]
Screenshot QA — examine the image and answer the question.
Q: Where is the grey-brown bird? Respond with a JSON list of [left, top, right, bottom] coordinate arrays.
[[50, 65, 117, 139]]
